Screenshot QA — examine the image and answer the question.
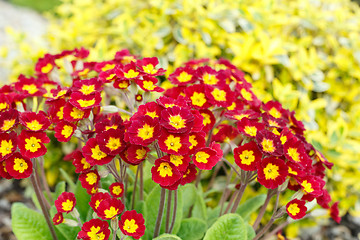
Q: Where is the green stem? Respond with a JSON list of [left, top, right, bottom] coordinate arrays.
[[153, 188, 166, 238]]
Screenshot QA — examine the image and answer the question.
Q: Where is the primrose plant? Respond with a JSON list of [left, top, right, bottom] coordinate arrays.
[[0, 48, 339, 240]]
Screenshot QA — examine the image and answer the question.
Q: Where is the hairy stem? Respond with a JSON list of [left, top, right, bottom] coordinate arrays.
[[131, 165, 140, 210], [165, 190, 172, 233], [169, 190, 178, 234], [38, 157, 53, 203], [30, 172, 58, 240], [230, 183, 247, 213], [153, 188, 166, 238], [139, 163, 144, 201], [252, 189, 276, 230]]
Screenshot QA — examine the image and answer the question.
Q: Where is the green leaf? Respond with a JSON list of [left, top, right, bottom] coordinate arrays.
[[246, 223, 256, 240], [192, 191, 207, 220], [203, 213, 247, 240], [236, 194, 266, 219], [11, 202, 52, 240], [181, 184, 197, 217], [153, 234, 182, 240], [144, 186, 183, 240], [177, 218, 207, 240], [74, 180, 91, 221], [54, 181, 66, 200]]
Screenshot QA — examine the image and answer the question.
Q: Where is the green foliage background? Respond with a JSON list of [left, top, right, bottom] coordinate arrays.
[[3, 0, 360, 236]]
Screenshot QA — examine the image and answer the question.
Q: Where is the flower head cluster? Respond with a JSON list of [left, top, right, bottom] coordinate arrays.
[[1, 47, 338, 238]]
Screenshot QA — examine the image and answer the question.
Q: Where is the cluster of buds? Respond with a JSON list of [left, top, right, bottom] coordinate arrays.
[[0, 47, 340, 240]]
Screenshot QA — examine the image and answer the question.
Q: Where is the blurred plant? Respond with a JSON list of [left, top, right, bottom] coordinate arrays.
[[2, 0, 360, 227], [2, 48, 338, 240]]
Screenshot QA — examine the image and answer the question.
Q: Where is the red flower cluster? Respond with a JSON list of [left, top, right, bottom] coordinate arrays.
[[1, 47, 338, 238]]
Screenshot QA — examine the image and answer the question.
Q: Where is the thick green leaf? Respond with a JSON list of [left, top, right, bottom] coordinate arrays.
[[74, 180, 91, 221], [153, 234, 182, 240], [246, 223, 256, 240], [177, 218, 207, 240], [144, 186, 183, 240], [54, 181, 66, 200], [236, 194, 266, 219], [181, 184, 197, 217], [12, 202, 52, 240], [192, 192, 207, 220], [203, 213, 247, 240]]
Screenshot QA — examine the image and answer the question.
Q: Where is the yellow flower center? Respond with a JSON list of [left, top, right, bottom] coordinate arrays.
[[164, 135, 182, 151], [145, 111, 158, 119], [288, 167, 298, 175], [104, 206, 119, 219], [0, 140, 13, 157], [269, 107, 282, 118], [61, 199, 74, 212], [169, 115, 186, 129], [190, 92, 207, 107], [170, 155, 183, 166], [78, 68, 90, 76], [287, 203, 300, 216], [301, 180, 314, 193], [177, 71, 192, 83], [244, 126, 257, 137], [0, 102, 8, 111], [61, 125, 73, 138], [189, 135, 198, 150], [240, 88, 252, 101], [105, 125, 117, 131], [234, 114, 248, 121], [124, 69, 139, 79], [203, 73, 218, 85], [262, 139, 275, 153], [77, 99, 95, 108], [143, 64, 157, 74], [106, 137, 121, 151], [239, 150, 255, 165], [195, 151, 210, 163], [112, 186, 122, 195], [70, 107, 85, 119], [227, 102, 236, 111], [137, 124, 154, 140], [143, 81, 155, 90], [101, 64, 115, 71], [88, 226, 105, 240], [13, 157, 28, 173], [57, 107, 64, 120], [158, 162, 173, 177], [287, 147, 300, 162], [86, 172, 98, 185], [80, 85, 95, 95], [280, 135, 287, 145], [118, 81, 129, 89], [25, 137, 42, 152], [201, 113, 211, 126], [41, 63, 53, 73], [136, 148, 147, 159], [263, 163, 280, 180], [1, 119, 15, 131], [123, 219, 139, 233], [211, 88, 226, 101], [22, 84, 38, 94], [81, 158, 91, 169], [91, 145, 107, 160], [26, 120, 43, 131]]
